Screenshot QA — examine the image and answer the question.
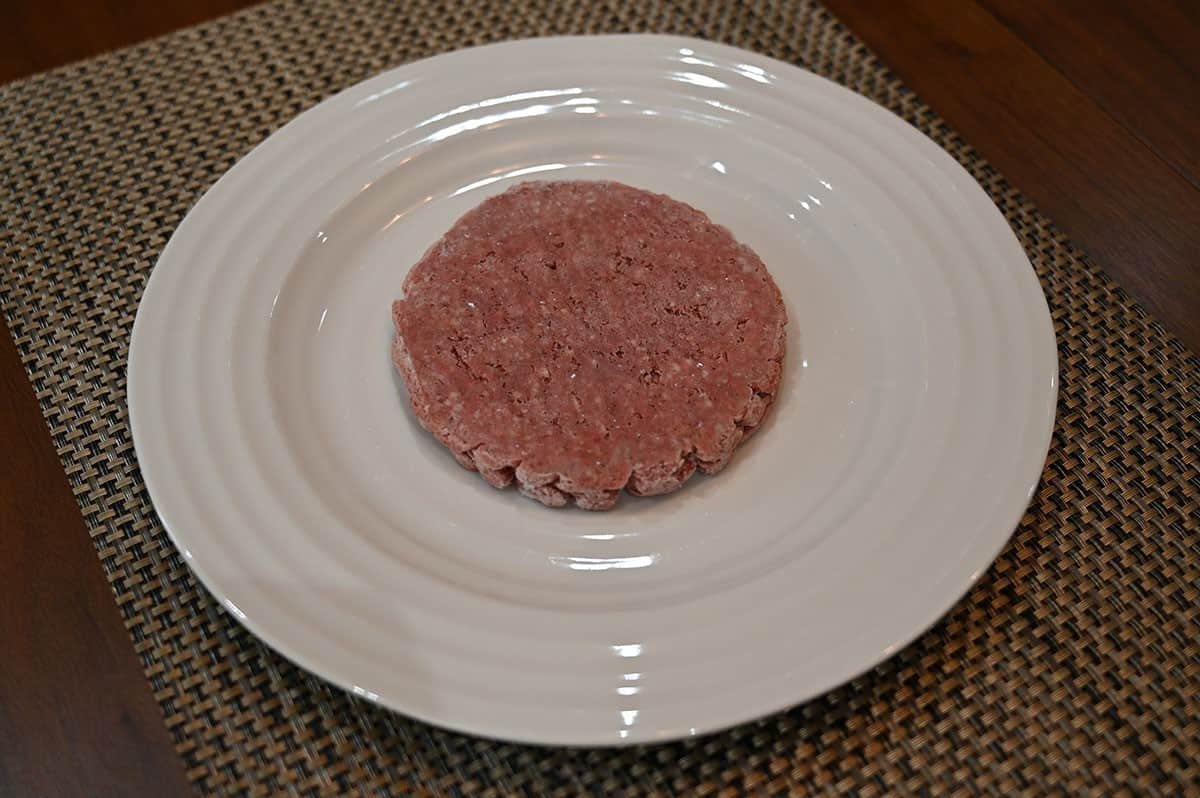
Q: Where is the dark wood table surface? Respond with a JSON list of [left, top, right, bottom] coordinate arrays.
[[1, 1, 1197, 795]]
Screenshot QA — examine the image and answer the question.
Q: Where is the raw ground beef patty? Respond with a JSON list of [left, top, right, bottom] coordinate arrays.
[[391, 180, 787, 510]]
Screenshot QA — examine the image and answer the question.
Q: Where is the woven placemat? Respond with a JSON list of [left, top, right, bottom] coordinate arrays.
[[2, 0, 1197, 794]]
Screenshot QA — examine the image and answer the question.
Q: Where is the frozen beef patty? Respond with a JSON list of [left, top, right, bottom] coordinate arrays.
[[391, 180, 787, 510]]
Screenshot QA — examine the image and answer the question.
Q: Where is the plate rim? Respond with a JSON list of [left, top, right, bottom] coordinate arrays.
[[128, 32, 1058, 746]]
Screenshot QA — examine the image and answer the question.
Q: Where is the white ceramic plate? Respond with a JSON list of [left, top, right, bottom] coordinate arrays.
[[128, 34, 1057, 745]]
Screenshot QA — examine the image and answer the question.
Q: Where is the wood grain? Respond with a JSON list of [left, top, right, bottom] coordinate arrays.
[[823, 0, 1200, 354], [0, 323, 192, 798], [980, 0, 1200, 189], [0, 0, 261, 84]]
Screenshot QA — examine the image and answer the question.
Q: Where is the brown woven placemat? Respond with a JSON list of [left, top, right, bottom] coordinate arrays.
[[2, 0, 1198, 794]]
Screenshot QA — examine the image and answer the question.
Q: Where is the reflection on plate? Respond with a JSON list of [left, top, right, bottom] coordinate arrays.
[[128, 34, 1056, 745]]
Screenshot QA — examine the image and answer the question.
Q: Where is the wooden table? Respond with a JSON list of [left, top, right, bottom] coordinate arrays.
[[1, 1, 1196, 795]]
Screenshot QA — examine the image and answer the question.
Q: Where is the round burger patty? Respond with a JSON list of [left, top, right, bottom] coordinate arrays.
[[391, 180, 787, 510]]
